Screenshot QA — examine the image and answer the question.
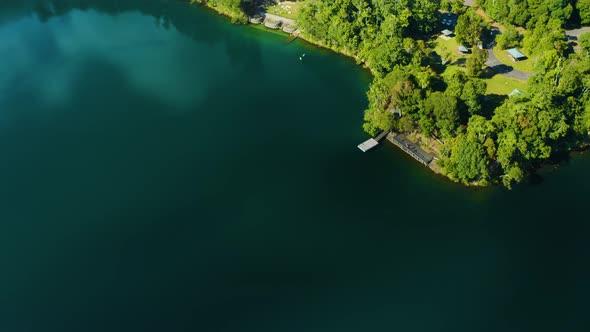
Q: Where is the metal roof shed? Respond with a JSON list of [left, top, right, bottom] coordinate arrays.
[[507, 48, 526, 61], [441, 29, 453, 36], [509, 89, 525, 97]]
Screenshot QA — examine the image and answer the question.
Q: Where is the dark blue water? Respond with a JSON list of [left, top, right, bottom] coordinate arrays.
[[0, 1, 588, 331]]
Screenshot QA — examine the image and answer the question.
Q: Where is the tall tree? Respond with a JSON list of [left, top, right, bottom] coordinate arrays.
[[466, 47, 488, 78], [579, 0, 590, 24], [423, 92, 460, 137], [442, 134, 491, 184], [496, 24, 521, 49], [455, 8, 484, 46]]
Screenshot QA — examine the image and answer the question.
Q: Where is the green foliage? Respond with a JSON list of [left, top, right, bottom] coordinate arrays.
[[496, 24, 521, 50], [363, 69, 423, 135], [423, 91, 460, 137], [440, 0, 467, 14], [443, 70, 486, 116], [584, 103, 590, 134], [409, 0, 441, 35], [522, 18, 567, 58], [442, 133, 491, 184], [479, 0, 573, 27], [442, 115, 496, 184], [461, 78, 487, 115], [191, 0, 249, 22], [439, 44, 453, 65], [579, 0, 590, 25], [466, 47, 488, 78], [306, 0, 590, 189], [502, 164, 524, 189], [297, 0, 443, 76], [363, 107, 393, 135], [444, 69, 467, 98], [580, 33, 590, 57], [362, 77, 395, 136], [455, 8, 484, 46]]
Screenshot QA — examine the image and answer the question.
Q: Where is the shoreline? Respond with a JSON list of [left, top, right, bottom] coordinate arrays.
[[194, 2, 369, 71], [191, 1, 590, 188], [193, 2, 457, 183]]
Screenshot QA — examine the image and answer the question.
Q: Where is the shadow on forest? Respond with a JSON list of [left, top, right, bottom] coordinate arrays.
[[564, 40, 577, 58], [481, 94, 507, 118], [454, 58, 467, 67]]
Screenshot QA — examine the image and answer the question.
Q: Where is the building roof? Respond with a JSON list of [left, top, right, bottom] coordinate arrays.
[[507, 48, 526, 59], [441, 29, 453, 36], [509, 89, 525, 97], [458, 45, 469, 53]]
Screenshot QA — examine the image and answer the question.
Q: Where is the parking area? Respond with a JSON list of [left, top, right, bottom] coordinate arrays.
[[441, 12, 457, 28]]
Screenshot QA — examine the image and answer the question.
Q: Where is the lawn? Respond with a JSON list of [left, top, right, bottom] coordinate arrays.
[[441, 61, 528, 96], [265, 1, 304, 20], [485, 74, 528, 95], [493, 46, 535, 73], [434, 36, 471, 64]]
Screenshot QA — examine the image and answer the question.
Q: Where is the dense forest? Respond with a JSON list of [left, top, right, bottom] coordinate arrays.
[[201, 0, 590, 188], [478, 0, 590, 27], [190, 0, 271, 22]]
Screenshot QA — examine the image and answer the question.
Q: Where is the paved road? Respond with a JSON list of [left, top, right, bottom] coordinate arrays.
[[566, 27, 590, 38], [483, 26, 589, 81], [485, 46, 532, 81]]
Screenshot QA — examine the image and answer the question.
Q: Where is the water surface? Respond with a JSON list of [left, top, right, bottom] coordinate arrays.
[[0, 1, 589, 331]]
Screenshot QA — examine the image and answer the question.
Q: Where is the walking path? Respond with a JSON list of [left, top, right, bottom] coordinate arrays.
[[566, 27, 590, 38], [263, 13, 295, 27]]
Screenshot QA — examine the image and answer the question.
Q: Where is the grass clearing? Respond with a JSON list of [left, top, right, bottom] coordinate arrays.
[[440, 59, 528, 96], [265, 1, 304, 20], [434, 36, 472, 64], [485, 74, 528, 95], [493, 46, 534, 73]]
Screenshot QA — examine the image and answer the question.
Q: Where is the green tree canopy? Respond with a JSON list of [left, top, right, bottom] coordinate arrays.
[[496, 24, 521, 50], [423, 91, 460, 137], [466, 47, 488, 78], [442, 133, 491, 184], [579, 0, 590, 24], [455, 8, 484, 46]]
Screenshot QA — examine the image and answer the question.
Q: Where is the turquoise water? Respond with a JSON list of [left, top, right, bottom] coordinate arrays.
[[0, 1, 589, 331]]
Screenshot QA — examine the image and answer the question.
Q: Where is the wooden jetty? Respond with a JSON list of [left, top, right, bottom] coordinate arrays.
[[358, 130, 389, 152], [386, 133, 433, 166]]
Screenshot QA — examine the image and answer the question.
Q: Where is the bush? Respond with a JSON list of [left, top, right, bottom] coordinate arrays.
[[496, 25, 520, 50]]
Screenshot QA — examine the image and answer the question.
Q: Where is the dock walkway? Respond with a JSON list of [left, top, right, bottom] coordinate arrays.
[[357, 130, 389, 152], [386, 133, 433, 166], [375, 130, 389, 141]]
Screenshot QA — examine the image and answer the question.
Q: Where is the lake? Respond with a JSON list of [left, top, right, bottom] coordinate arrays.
[[0, 1, 589, 331]]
